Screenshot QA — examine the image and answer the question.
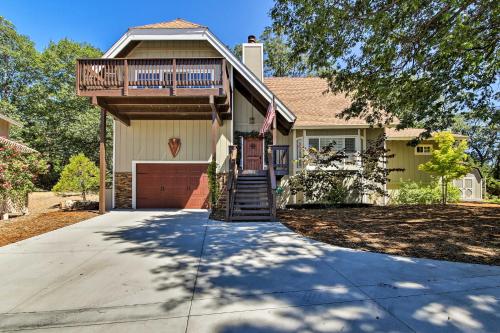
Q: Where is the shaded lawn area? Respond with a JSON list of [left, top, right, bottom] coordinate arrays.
[[279, 204, 500, 266], [0, 211, 99, 247]]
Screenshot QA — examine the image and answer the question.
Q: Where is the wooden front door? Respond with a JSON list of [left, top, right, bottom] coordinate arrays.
[[243, 137, 263, 170], [136, 163, 209, 209]]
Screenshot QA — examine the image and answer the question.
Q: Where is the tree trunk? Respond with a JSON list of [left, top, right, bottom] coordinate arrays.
[[82, 190, 86, 201], [441, 177, 446, 205]]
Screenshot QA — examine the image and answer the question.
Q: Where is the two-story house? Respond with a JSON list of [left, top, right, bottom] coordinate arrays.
[[76, 19, 483, 220]]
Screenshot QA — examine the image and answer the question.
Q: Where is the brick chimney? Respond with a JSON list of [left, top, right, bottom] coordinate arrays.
[[242, 35, 263, 81]]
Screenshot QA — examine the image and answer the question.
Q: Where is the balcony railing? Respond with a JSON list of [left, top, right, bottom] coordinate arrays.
[[76, 58, 227, 97]]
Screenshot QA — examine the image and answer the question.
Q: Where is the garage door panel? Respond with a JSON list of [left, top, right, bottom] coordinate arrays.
[[136, 163, 209, 209], [136, 174, 164, 208]]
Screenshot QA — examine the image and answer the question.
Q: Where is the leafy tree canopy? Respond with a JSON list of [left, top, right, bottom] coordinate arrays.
[[0, 16, 39, 108], [231, 28, 310, 77], [271, 0, 499, 131], [452, 116, 499, 178], [1, 17, 111, 188], [260, 27, 309, 77]]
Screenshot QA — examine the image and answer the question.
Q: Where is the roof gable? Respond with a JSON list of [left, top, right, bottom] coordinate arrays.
[[102, 19, 296, 124], [131, 18, 205, 30]]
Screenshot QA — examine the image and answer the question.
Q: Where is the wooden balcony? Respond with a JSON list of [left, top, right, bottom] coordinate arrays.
[[76, 58, 229, 98], [76, 58, 231, 124]]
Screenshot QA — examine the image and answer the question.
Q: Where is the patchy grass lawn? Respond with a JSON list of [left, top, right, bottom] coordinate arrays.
[[279, 204, 500, 266], [0, 211, 99, 247]]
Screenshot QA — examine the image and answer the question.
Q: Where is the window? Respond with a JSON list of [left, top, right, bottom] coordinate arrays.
[[307, 137, 357, 153], [296, 138, 304, 168], [415, 144, 432, 155], [295, 136, 359, 169]]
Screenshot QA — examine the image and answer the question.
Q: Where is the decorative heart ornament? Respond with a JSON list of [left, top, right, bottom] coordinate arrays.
[[168, 137, 181, 157]]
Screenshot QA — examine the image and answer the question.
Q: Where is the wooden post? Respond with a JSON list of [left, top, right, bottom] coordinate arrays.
[[75, 60, 80, 95], [123, 59, 128, 96], [210, 95, 219, 162], [172, 58, 177, 96], [99, 108, 107, 214]]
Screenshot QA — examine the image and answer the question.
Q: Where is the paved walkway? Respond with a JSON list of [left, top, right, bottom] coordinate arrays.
[[0, 210, 498, 332]]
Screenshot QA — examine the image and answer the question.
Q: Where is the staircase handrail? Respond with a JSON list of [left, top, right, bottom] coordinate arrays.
[[226, 145, 238, 221], [267, 147, 277, 221]]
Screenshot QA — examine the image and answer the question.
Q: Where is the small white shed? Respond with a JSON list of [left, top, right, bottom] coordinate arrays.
[[453, 168, 484, 201]]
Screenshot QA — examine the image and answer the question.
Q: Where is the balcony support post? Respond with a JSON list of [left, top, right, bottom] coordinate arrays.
[[210, 95, 220, 162], [99, 107, 107, 214]]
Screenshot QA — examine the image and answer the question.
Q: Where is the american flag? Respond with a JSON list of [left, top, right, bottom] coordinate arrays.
[[259, 97, 275, 136]]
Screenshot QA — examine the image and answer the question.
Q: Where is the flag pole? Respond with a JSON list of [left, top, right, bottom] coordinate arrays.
[[272, 96, 277, 145]]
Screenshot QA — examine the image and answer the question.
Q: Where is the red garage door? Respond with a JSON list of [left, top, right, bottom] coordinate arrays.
[[136, 163, 209, 209]]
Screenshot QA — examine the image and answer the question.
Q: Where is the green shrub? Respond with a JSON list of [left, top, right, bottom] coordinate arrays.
[[0, 143, 47, 212], [325, 181, 349, 204], [207, 160, 218, 207], [485, 196, 500, 204], [52, 154, 99, 200], [486, 178, 500, 197], [395, 180, 460, 204]]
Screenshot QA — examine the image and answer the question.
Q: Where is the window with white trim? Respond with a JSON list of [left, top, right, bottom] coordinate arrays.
[[415, 144, 432, 155], [306, 137, 358, 153], [295, 136, 359, 169]]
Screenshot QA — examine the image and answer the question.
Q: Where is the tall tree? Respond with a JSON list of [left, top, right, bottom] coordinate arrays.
[[260, 27, 308, 77], [230, 28, 309, 77], [452, 116, 499, 170], [7, 37, 111, 188], [271, 1, 499, 131], [0, 16, 39, 114]]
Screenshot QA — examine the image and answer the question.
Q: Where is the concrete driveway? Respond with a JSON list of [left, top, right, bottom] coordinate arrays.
[[0, 210, 499, 332]]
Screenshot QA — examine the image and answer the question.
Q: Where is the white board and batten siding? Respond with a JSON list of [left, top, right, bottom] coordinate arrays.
[[114, 120, 232, 173], [126, 40, 221, 59]]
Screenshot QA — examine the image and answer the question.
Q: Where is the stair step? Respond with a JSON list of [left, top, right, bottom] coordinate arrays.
[[234, 202, 269, 206], [237, 181, 267, 184], [237, 185, 268, 188], [238, 176, 267, 179], [236, 189, 268, 193], [235, 192, 268, 196], [231, 215, 273, 221], [233, 209, 270, 216], [234, 204, 269, 209]]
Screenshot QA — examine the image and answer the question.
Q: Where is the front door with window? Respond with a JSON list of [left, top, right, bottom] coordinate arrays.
[[243, 137, 263, 170]]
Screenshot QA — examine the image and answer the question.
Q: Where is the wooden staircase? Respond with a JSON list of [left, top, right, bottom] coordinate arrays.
[[226, 145, 282, 222], [230, 172, 273, 221]]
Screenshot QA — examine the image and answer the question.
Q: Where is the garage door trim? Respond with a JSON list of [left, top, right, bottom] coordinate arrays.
[[131, 160, 211, 209]]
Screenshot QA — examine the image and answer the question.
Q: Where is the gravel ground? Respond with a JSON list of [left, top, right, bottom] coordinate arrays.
[[280, 203, 500, 265]]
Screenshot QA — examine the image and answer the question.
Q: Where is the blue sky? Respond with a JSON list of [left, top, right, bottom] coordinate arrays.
[[0, 0, 274, 52]]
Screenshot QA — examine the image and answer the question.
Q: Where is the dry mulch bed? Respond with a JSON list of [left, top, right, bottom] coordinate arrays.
[[0, 211, 99, 247], [279, 204, 500, 266]]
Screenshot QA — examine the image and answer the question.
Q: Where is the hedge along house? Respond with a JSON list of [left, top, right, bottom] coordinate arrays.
[[76, 19, 482, 219], [0, 113, 38, 219]]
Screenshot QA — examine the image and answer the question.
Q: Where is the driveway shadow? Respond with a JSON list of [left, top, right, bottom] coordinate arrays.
[[98, 211, 500, 333]]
